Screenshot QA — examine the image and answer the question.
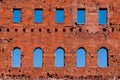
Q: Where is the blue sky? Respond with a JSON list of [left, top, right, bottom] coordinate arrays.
[[99, 9, 107, 25], [14, 9, 21, 23], [77, 9, 85, 24], [55, 48, 64, 67], [13, 48, 21, 68], [77, 48, 86, 67], [35, 9, 43, 23], [56, 9, 64, 23], [98, 48, 108, 67], [34, 48, 43, 67]]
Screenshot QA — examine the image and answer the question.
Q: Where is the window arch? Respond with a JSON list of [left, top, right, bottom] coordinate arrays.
[[12, 47, 21, 68], [98, 47, 108, 67], [55, 47, 64, 67], [77, 48, 86, 67], [34, 48, 43, 67]]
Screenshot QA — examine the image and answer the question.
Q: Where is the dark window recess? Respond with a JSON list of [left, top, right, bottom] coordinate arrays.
[[0, 0, 3, 2], [103, 28, 106, 32], [23, 28, 26, 32], [47, 29, 50, 33], [0, 29, 1, 32], [111, 55, 114, 58], [15, 29, 18, 32], [112, 28, 114, 32], [7, 29, 10, 32], [2, 48, 4, 52], [19, 70, 21, 72], [1, 73, 3, 77], [8, 70, 10, 73], [70, 28, 73, 32], [87, 29, 89, 32], [91, 56, 94, 58], [63, 29, 66, 32], [79, 28, 82, 32], [39, 28, 42, 32], [31, 29, 34, 32], [55, 28, 58, 32]]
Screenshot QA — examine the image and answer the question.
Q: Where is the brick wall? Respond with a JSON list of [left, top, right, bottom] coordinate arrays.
[[0, 0, 120, 79]]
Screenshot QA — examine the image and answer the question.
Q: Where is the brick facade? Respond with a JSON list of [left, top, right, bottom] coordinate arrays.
[[0, 0, 120, 79]]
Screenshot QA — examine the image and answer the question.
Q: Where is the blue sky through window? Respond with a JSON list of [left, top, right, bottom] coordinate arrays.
[[56, 9, 64, 23], [35, 9, 43, 23], [34, 48, 43, 67], [14, 9, 21, 23], [55, 48, 64, 67], [12, 48, 21, 68], [77, 48, 86, 67], [98, 48, 108, 67], [77, 9, 85, 24], [99, 9, 107, 25]]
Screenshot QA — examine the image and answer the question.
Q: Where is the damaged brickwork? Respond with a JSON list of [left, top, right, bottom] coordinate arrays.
[[0, 0, 119, 79]]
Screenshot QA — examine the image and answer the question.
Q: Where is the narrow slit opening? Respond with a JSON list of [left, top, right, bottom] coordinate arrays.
[[7, 29, 10, 32], [23, 28, 26, 32], [47, 29, 50, 33], [103, 28, 106, 32], [55, 28, 58, 32], [31, 29, 34, 32], [79, 28, 82, 32], [15, 29, 18, 32], [63, 29, 66, 32], [39, 28, 42, 32]]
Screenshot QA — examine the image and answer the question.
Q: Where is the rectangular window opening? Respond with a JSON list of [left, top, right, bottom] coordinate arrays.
[[99, 8, 107, 25], [35, 9, 43, 23], [77, 8, 86, 24], [13, 9, 21, 23], [56, 9, 64, 23]]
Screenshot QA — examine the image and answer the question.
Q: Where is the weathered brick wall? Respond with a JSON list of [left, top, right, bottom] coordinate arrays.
[[0, 0, 119, 79]]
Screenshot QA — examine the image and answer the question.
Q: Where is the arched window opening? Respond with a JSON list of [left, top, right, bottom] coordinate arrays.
[[77, 48, 86, 67], [55, 48, 64, 67], [98, 47, 108, 67], [34, 48, 43, 67], [12, 48, 21, 68]]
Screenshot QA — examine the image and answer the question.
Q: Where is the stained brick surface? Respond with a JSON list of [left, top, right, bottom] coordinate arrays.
[[0, 0, 120, 79]]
